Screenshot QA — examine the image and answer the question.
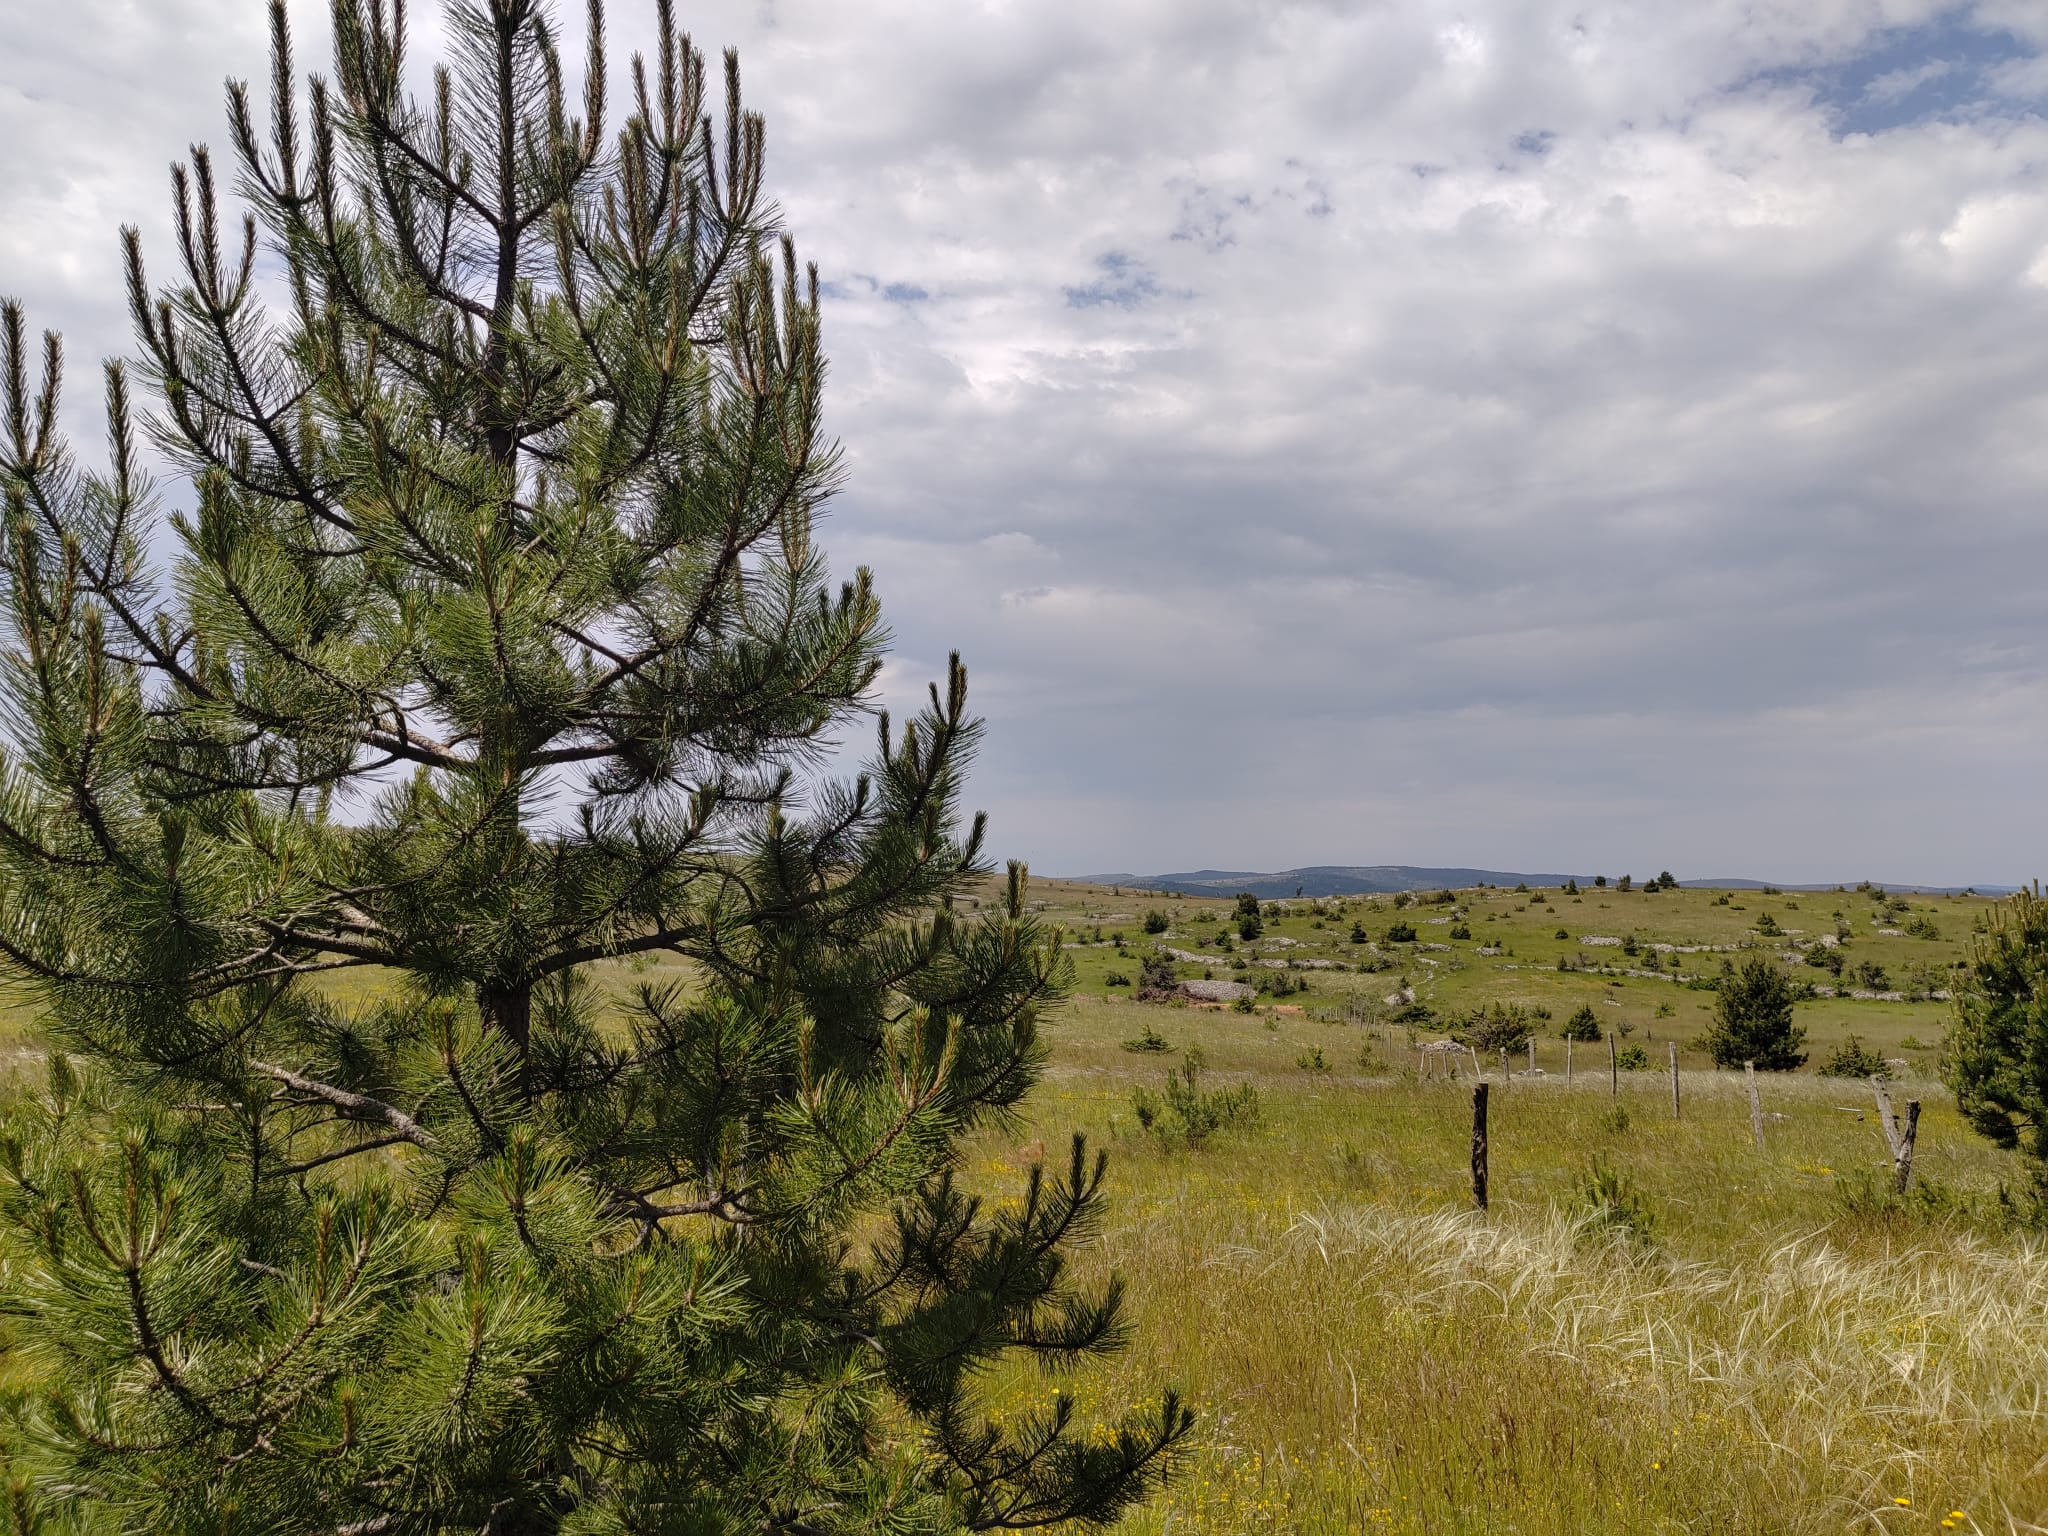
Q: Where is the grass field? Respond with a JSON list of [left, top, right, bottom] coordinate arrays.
[[3, 875, 2040, 1531], [945, 876, 2046, 1534]]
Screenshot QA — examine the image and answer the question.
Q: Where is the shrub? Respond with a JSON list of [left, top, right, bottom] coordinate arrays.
[[1104, 970, 1133, 988], [1577, 1162, 1658, 1249], [1129, 1054, 1260, 1144], [1349, 921, 1369, 943], [1817, 1034, 1891, 1079], [1946, 889, 2048, 1173], [1142, 910, 1170, 934], [1121, 1023, 1175, 1053], [1138, 954, 1180, 997], [1854, 961, 1891, 990], [1296, 1047, 1331, 1073], [1620, 932, 1639, 956], [1701, 956, 1808, 1070], [1616, 1043, 1650, 1070], [1384, 921, 1418, 944], [1455, 1002, 1536, 1054], [1555, 927, 1571, 940], [1231, 994, 1256, 1014], [1754, 912, 1782, 937], [1233, 892, 1261, 921], [1560, 1005, 1603, 1042], [1449, 923, 1472, 940], [1391, 892, 1414, 909]]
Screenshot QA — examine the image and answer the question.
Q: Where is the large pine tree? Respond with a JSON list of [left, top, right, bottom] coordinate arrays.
[[0, 1, 1187, 1529]]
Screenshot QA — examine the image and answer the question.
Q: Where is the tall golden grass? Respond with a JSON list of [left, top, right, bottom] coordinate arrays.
[[963, 1007, 2048, 1533]]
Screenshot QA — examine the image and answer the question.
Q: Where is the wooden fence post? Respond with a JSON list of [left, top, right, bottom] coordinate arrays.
[[1668, 1042, 1680, 1119], [1872, 1078, 1922, 1192], [1528, 1040, 1536, 1076], [1500, 1048, 1509, 1086], [1609, 1032, 1618, 1098], [1745, 1061, 1765, 1148], [1897, 1100, 1920, 1193], [1566, 1035, 1574, 1087], [1471, 1083, 1489, 1211]]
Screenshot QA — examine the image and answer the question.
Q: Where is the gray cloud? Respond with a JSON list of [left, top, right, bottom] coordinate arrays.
[[5, 0, 2048, 884]]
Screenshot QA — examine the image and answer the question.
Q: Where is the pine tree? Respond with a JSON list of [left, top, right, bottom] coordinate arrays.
[[0, 2, 1188, 1529], [1944, 887, 2048, 1178], [1701, 955, 1807, 1070]]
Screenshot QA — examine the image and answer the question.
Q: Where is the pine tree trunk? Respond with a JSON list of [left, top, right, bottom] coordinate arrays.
[[479, 980, 532, 1056]]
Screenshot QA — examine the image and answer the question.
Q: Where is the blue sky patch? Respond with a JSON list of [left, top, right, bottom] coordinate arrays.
[[1064, 251, 1161, 309], [1749, 8, 2042, 136]]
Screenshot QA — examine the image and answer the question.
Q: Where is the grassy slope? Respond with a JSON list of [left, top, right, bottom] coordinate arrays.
[[948, 878, 2042, 1534], [4, 878, 2040, 1530]]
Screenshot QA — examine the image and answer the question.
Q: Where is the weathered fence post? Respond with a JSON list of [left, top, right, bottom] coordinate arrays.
[[1871, 1078, 1922, 1192], [1500, 1048, 1509, 1086], [1668, 1042, 1680, 1119], [1566, 1035, 1574, 1087], [1745, 1061, 1765, 1148], [1609, 1031, 1618, 1098], [1897, 1100, 1920, 1193], [1528, 1040, 1536, 1076], [1471, 1083, 1490, 1211]]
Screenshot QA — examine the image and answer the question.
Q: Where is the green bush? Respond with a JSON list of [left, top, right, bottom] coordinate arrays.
[[1560, 1005, 1603, 1043], [1129, 1054, 1260, 1145], [1296, 1047, 1330, 1073], [1455, 1002, 1536, 1054], [1555, 927, 1571, 940], [1121, 1023, 1174, 1053], [1384, 921, 1418, 944], [1577, 1161, 1658, 1249], [1449, 923, 1472, 939], [1138, 954, 1179, 994], [1104, 970, 1133, 987], [1142, 910, 1170, 934], [1817, 1034, 1890, 1079], [1700, 955, 1807, 1070]]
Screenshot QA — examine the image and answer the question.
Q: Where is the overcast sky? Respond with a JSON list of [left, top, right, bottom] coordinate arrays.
[[5, 0, 2048, 885]]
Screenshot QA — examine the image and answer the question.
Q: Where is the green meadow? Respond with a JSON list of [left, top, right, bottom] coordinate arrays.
[[943, 876, 2044, 1533], [3, 874, 2042, 1532]]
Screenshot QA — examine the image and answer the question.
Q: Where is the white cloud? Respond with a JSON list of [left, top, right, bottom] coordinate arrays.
[[5, 0, 2048, 883]]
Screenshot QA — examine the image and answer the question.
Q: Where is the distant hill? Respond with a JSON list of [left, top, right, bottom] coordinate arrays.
[[1069, 865, 1591, 898], [1068, 865, 2017, 898]]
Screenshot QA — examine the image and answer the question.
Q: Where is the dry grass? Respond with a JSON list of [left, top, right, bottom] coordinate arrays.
[[958, 999, 2048, 1533]]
